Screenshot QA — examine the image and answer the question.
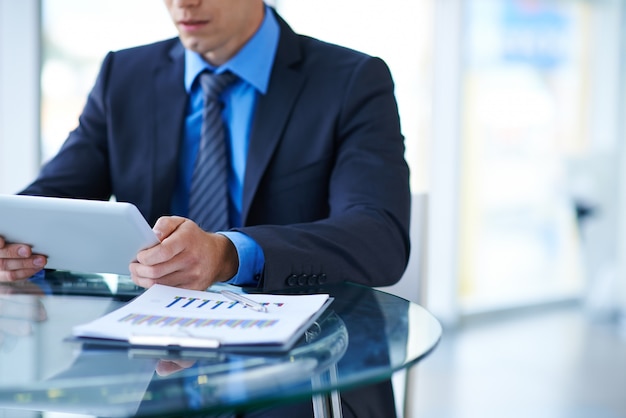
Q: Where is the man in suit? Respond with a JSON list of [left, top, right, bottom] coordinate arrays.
[[0, 1, 409, 415], [0, 0, 410, 292]]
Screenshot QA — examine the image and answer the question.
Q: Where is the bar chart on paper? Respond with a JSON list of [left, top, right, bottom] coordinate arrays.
[[119, 313, 280, 330], [72, 284, 331, 349], [163, 295, 284, 310]]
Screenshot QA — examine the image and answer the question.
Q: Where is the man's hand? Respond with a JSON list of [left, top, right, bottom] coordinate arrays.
[[130, 216, 239, 291], [0, 237, 47, 282], [155, 358, 197, 377]]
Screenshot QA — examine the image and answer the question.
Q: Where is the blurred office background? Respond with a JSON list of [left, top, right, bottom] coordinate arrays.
[[1, 0, 625, 417]]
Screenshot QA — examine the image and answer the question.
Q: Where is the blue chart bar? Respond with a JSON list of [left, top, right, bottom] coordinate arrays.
[[164, 296, 285, 311], [119, 313, 279, 329]]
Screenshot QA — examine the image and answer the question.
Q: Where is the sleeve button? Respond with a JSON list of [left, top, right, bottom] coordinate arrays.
[[286, 274, 298, 286], [297, 274, 307, 286]]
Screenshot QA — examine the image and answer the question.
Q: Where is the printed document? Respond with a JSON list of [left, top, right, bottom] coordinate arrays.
[[72, 284, 331, 351]]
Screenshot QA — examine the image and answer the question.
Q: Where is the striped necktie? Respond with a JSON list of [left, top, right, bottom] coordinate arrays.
[[188, 71, 237, 231]]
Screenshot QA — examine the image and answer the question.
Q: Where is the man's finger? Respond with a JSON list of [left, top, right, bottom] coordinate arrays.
[[0, 256, 46, 272], [136, 235, 186, 266], [0, 267, 43, 282], [129, 272, 156, 289], [152, 216, 186, 241], [0, 243, 32, 259]]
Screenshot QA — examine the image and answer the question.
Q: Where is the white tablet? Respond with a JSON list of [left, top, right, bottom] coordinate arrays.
[[0, 195, 160, 275]]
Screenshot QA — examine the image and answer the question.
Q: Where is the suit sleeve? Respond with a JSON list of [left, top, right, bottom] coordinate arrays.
[[238, 57, 411, 291]]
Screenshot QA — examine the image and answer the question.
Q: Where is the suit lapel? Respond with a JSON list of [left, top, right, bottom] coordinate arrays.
[[151, 41, 187, 222], [242, 14, 305, 223]]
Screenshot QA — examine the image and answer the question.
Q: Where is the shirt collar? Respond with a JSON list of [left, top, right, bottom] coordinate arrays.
[[184, 6, 279, 94]]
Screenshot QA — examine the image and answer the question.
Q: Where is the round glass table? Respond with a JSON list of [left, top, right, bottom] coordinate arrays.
[[0, 271, 441, 417]]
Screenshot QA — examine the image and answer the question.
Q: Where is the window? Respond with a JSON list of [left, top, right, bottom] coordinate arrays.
[[457, 0, 609, 312], [41, 0, 175, 162]]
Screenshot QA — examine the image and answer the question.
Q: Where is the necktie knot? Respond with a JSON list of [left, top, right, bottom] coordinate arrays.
[[199, 71, 238, 101]]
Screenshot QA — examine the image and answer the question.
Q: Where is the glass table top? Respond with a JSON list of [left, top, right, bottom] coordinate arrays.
[[0, 271, 441, 417]]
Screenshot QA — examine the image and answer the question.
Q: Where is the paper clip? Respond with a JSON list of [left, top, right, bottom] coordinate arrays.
[[129, 328, 220, 349]]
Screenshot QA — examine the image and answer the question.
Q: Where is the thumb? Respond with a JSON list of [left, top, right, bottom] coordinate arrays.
[[152, 216, 186, 242]]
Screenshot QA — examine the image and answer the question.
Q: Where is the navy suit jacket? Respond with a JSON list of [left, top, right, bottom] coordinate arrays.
[[23, 12, 410, 293]]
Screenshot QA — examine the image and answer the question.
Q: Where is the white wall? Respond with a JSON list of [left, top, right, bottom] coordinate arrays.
[[0, 0, 41, 194]]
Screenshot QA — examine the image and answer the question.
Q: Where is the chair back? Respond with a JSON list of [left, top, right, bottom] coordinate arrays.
[[376, 192, 429, 418], [377, 192, 428, 305]]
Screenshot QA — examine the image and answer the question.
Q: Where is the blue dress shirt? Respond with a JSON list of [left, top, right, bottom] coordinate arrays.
[[170, 7, 279, 286]]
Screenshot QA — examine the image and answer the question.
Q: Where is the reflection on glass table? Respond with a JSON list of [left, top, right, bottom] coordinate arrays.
[[0, 271, 441, 418]]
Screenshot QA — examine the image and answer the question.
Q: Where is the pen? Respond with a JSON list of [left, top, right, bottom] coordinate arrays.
[[220, 290, 268, 313]]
